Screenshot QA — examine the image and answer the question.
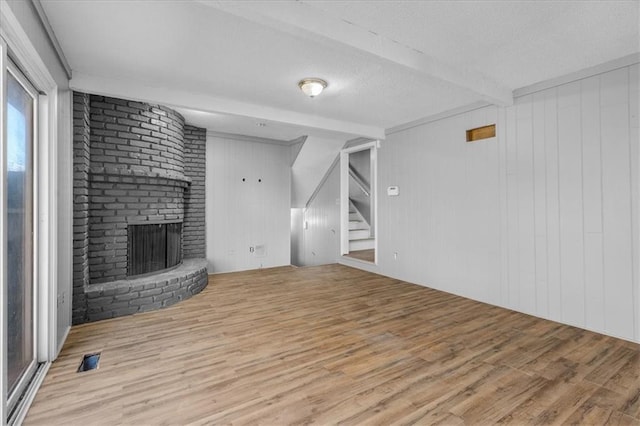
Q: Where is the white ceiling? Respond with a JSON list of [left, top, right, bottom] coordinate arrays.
[[41, 0, 639, 140], [305, 1, 640, 90]]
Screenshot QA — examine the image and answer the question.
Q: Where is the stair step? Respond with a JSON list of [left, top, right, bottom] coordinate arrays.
[[349, 220, 367, 230], [349, 237, 375, 251], [349, 229, 371, 240]]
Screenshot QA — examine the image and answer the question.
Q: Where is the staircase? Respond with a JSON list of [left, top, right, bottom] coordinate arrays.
[[348, 200, 374, 251]]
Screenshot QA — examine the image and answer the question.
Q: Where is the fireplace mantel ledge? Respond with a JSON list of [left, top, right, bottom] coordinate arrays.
[[88, 166, 192, 185]]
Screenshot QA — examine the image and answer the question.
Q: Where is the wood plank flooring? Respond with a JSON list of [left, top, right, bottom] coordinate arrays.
[[345, 249, 375, 263], [25, 264, 640, 425]]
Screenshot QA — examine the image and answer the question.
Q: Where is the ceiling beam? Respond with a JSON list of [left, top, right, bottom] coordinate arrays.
[[204, 0, 513, 107], [70, 72, 385, 140]]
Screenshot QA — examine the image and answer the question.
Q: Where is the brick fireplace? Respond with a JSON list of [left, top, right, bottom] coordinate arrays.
[[72, 93, 207, 324]]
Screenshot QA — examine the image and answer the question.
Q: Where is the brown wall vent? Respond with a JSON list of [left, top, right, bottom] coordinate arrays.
[[466, 124, 496, 142]]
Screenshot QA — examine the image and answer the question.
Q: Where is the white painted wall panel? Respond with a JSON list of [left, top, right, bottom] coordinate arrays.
[[206, 136, 291, 273], [299, 163, 340, 266], [581, 76, 605, 332], [532, 91, 549, 318], [557, 81, 585, 327], [516, 96, 536, 315], [629, 64, 639, 342], [543, 88, 563, 323], [600, 68, 634, 339], [337, 65, 638, 342]]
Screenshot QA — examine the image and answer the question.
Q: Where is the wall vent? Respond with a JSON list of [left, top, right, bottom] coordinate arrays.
[[466, 124, 496, 142]]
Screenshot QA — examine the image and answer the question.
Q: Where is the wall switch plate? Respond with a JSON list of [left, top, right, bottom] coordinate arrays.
[[387, 186, 399, 196]]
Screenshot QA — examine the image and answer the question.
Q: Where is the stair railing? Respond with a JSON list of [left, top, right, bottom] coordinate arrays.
[[349, 164, 370, 197]]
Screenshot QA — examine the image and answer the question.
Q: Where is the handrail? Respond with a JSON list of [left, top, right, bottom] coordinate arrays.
[[349, 165, 370, 197]]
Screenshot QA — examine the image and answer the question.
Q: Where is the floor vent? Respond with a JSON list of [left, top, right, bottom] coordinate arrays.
[[77, 352, 101, 372]]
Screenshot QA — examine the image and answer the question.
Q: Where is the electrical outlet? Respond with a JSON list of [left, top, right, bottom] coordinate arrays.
[[393, 252, 398, 260]]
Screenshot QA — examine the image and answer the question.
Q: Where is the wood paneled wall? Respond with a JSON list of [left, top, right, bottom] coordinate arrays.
[[206, 136, 291, 273], [498, 65, 637, 340], [299, 163, 341, 267], [339, 64, 639, 342]]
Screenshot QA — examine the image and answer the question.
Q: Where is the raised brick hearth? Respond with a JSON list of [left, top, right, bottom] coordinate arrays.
[[73, 92, 207, 324]]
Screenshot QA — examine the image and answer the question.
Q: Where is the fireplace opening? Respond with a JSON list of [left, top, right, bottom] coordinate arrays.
[[127, 222, 182, 277]]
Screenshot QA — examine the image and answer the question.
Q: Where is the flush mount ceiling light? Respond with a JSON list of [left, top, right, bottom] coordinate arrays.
[[298, 78, 327, 98]]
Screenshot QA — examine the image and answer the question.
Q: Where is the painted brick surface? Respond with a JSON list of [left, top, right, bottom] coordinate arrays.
[[85, 259, 208, 322], [88, 175, 187, 283], [72, 91, 208, 323], [183, 125, 206, 258], [89, 96, 185, 176], [72, 92, 91, 324]]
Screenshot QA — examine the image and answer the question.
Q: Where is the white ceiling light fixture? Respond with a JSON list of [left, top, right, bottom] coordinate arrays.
[[298, 78, 328, 98]]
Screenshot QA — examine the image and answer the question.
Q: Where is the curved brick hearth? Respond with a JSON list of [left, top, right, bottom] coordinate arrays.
[[73, 92, 206, 324], [85, 259, 208, 322]]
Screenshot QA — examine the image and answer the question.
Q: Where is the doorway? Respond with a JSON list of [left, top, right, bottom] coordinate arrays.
[[340, 142, 377, 264], [4, 58, 39, 418]]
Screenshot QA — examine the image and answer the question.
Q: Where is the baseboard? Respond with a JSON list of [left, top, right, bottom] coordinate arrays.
[[8, 362, 50, 426]]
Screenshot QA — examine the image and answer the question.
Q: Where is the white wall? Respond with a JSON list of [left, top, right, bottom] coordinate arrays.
[[206, 135, 291, 273], [297, 162, 341, 267], [338, 64, 640, 343], [291, 135, 347, 207]]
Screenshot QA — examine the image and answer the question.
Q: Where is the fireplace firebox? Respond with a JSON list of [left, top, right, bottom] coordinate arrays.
[[127, 222, 182, 277]]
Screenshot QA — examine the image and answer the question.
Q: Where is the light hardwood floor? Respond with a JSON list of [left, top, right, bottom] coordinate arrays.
[[26, 264, 640, 425], [345, 249, 375, 263]]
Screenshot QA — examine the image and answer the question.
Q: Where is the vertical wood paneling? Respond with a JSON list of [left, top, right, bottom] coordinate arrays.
[[600, 68, 634, 338], [516, 96, 536, 314], [324, 65, 638, 343], [206, 136, 291, 273], [498, 107, 510, 307], [557, 81, 585, 326], [581, 76, 605, 332], [302, 163, 340, 267], [505, 104, 519, 308], [543, 88, 563, 322], [532, 91, 549, 317], [629, 64, 639, 341]]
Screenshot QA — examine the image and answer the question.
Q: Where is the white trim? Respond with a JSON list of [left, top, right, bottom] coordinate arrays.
[[7, 363, 49, 426], [371, 145, 378, 265], [340, 141, 378, 262], [1, 1, 61, 422], [513, 53, 640, 98], [342, 140, 378, 155], [386, 101, 490, 136], [38, 89, 59, 362], [5, 60, 40, 416], [56, 325, 70, 356], [30, 0, 72, 79], [206, 130, 295, 147], [0, 36, 7, 426], [0, 1, 56, 94], [338, 256, 381, 274], [340, 150, 349, 255]]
